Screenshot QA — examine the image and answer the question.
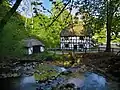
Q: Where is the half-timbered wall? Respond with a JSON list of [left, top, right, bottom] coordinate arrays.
[[60, 36, 92, 51]]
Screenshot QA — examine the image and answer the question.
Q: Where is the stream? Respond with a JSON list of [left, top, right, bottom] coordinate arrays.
[[0, 63, 119, 90]]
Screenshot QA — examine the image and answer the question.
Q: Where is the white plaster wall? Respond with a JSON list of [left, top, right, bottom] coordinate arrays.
[[28, 47, 33, 55], [60, 36, 93, 50], [40, 46, 44, 52]]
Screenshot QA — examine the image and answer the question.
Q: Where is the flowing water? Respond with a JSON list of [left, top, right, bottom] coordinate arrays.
[[0, 66, 119, 90]]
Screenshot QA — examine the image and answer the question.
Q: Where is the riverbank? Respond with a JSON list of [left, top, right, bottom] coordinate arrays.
[[0, 52, 119, 80], [0, 63, 119, 90], [0, 52, 120, 89]]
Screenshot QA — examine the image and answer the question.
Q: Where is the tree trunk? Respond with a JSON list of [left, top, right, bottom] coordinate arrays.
[[105, 15, 112, 52], [0, 0, 22, 31], [105, 0, 113, 52]]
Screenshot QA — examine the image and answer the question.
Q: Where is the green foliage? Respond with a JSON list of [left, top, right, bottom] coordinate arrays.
[[73, 0, 120, 45], [0, 0, 72, 56], [0, 2, 29, 56], [34, 64, 59, 81], [0, 18, 28, 56], [1, 0, 119, 56], [27, 0, 72, 48], [24, 50, 63, 61], [93, 27, 106, 44]]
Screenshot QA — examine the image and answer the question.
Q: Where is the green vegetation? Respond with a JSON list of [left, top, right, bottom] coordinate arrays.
[[0, 2, 29, 56], [0, 0, 120, 57], [76, 0, 120, 51], [0, 0, 73, 56], [34, 64, 59, 81], [28, 0, 72, 48]]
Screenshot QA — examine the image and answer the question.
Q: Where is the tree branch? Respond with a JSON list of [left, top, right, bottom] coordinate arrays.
[[113, 1, 120, 14], [47, 0, 71, 27], [0, 0, 22, 31]]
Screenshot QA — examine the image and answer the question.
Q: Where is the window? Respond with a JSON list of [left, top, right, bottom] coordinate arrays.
[[79, 44, 84, 48], [65, 44, 69, 48], [74, 45, 77, 50], [79, 36, 84, 40]]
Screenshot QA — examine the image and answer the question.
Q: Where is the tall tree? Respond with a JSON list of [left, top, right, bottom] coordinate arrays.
[[105, 0, 120, 52], [72, 0, 120, 52]]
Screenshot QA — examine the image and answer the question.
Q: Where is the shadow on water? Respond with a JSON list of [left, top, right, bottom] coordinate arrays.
[[0, 76, 39, 90], [0, 67, 119, 90]]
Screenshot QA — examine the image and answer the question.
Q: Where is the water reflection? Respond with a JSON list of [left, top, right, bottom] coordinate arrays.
[[82, 72, 108, 90], [68, 78, 84, 88], [20, 76, 38, 90], [21, 76, 36, 84], [0, 77, 21, 90], [0, 70, 117, 90]]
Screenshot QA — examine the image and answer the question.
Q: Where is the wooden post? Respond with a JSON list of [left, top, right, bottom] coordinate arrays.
[[84, 47, 87, 53], [111, 48, 114, 52], [98, 47, 100, 52]]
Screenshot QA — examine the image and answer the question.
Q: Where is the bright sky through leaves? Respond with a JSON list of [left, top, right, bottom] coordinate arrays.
[[10, 0, 52, 17], [9, 0, 78, 18]]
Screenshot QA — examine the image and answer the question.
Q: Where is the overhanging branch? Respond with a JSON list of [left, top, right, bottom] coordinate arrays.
[[47, 0, 71, 28], [0, 0, 22, 30]]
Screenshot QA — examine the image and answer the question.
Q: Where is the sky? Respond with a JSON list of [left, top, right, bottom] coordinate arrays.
[[10, 0, 78, 18], [42, 0, 51, 10], [10, 0, 52, 17]]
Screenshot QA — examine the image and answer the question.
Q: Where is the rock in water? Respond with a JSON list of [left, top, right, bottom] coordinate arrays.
[[67, 78, 84, 88], [83, 73, 108, 90]]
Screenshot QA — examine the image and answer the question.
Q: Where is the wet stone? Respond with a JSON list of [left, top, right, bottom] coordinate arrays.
[[36, 77, 66, 90], [0, 61, 40, 78]]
